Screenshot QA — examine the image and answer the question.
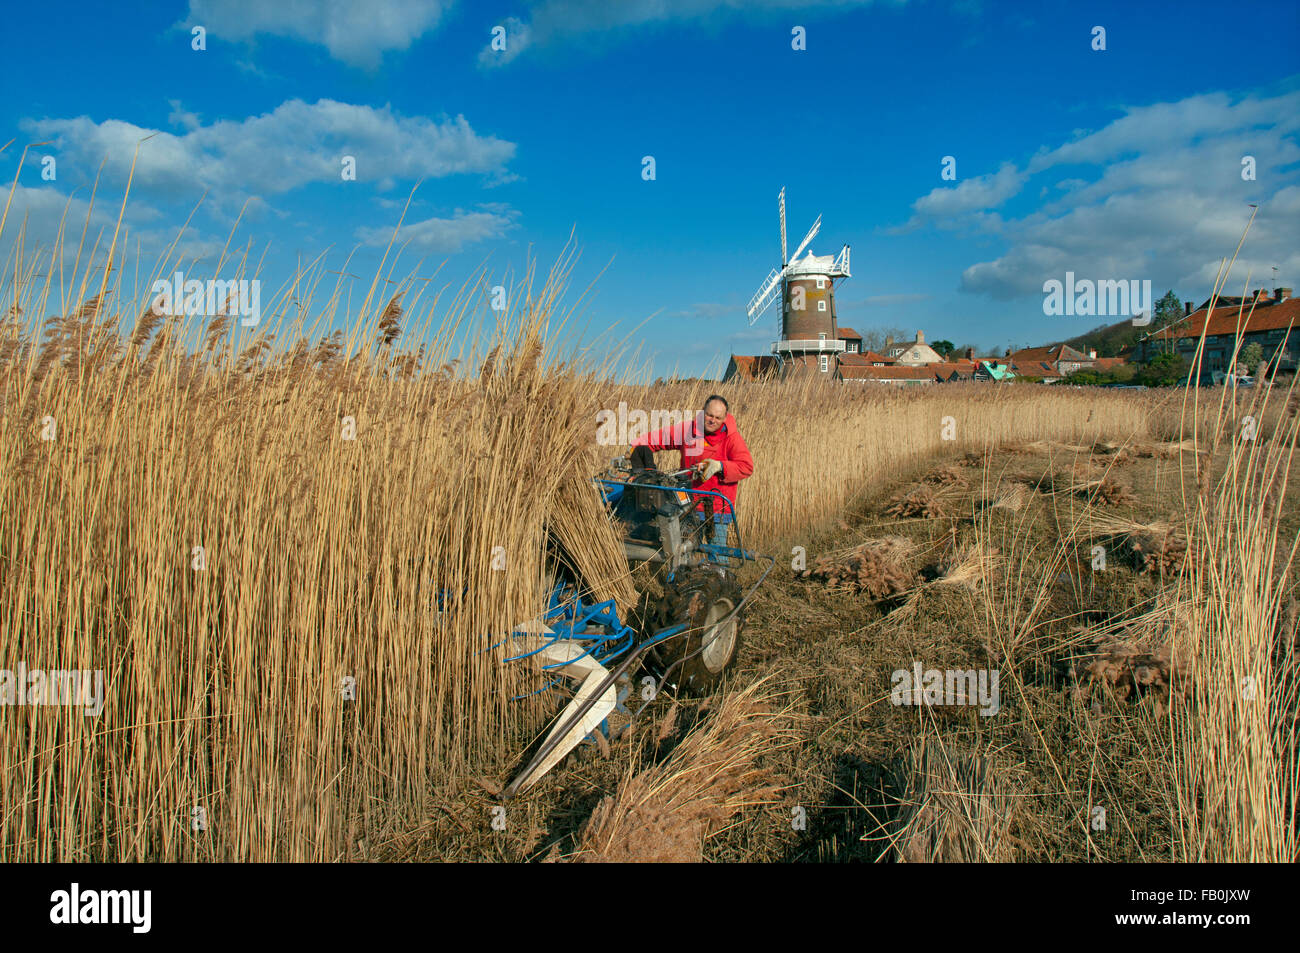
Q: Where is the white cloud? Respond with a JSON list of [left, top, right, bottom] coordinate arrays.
[[167, 100, 202, 133], [22, 100, 516, 202], [1, 182, 109, 254], [184, 0, 455, 68], [356, 205, 520, 253], [1026, 91, 1300, 174], [908, 162, 1025, 221], [478, 17, 533, 67], [0, 181, 223, 291], [897, 88, 1300, 302], [478, 0, 892, 66]]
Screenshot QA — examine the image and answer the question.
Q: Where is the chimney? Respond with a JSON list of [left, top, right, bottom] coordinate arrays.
[[1185, 300, 1193, 316], [965, 347, 975, 361], [1254, 288, 1269, 302], [885, 335, 894, 348], [1276, 287, 1293, 302], [916, 329, 925, 344], [1088, 349, 1097, 360]]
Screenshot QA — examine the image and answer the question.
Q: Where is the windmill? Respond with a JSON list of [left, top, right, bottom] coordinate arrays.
[[745, 188, 851, 378]]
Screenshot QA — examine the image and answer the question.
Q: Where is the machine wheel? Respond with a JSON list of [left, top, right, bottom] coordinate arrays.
[[650, 568, 744, 694]]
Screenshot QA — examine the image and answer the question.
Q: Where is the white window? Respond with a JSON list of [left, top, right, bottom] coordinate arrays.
[[819, 332, 826, 340], [819, 354, 829, 373], [816, 278, 825, 289], [818, 300, 827, 312], [847, 342, 858, 353]]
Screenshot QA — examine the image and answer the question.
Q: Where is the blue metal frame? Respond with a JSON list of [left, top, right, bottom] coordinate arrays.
[[593, 477, 757, 576], [488, 473, 766, 754]]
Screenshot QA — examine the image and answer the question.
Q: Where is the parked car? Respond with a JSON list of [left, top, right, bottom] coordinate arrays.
[[1211, 370, 1254, 387]]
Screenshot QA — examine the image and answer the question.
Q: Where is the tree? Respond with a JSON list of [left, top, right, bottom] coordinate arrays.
[[931, 339, 956, 357], [1239, 341, 1263, 374], [858, 326, 911, 353], [1065, 363, 1136, 386], [1064, 368, 1109, 386], [1153, 289, 1182, 331], [1135, 350, 1186, 387]]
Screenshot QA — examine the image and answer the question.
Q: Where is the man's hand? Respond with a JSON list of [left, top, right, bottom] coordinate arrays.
[[695, 459, 723, 481]]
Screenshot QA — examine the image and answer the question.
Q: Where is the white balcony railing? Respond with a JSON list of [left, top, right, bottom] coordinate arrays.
[[772, 339, 847, 353]]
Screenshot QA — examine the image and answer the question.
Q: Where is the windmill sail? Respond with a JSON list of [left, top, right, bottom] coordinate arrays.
[[779, 187, 787, 265]]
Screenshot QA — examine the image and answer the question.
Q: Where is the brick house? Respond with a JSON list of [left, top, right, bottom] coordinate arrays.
[[1136, 287, 1297, 379], [722, 354, 780, 382], [1006, 344, 1104, 381], [837, 326, 864, 354], [836, 365, 935, 386]]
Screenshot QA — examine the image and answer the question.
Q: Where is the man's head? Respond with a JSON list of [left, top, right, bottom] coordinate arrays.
[[702, 394, 729, 435]]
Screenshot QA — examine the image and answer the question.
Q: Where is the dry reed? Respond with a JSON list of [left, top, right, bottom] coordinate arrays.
[[572, 678, 791, 862]]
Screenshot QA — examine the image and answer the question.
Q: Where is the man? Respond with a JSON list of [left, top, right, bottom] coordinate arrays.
[[630, 395, 754, 564]]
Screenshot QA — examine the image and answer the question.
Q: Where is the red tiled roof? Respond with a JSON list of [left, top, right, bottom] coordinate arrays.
[[836, 326, 862, 339], [1007, 345, 1062, 364], [838, 365, 935, 381], [837, 350, 894, 366], [1151, 298, 1300, 341], [1093, 357, 1126, 369], [929, 362, 977, 379], [727, 354, 779, 379]]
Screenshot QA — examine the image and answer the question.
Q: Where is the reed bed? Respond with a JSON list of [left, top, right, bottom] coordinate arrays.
[[572, 677, 791, 862], [1166, 371, 1300, 861], [1, 184, 637, 858], [597, 378, 1164, 550], [882, 735, 1017, 863], [5, 156, 1274, 863]]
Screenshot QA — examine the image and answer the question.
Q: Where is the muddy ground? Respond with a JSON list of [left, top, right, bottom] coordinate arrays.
[[381, 439, 1299, 863]]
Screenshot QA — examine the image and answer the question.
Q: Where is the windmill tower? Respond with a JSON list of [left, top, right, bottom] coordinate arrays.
[[746, 188, 851, 378]]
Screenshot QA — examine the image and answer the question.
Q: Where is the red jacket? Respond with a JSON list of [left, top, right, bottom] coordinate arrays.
[[631, 413, 753, 517]]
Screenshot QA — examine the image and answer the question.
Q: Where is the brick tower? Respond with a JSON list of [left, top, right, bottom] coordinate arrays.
[[746, 188, 851, 379]]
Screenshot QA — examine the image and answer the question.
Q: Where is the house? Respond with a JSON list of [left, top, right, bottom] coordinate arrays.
[[1137, 288, 1297, 379], [725, 325, 870, 381], [724, 325, 1046, 385], [837, 350, 895, 367], [837, 326, 864, 354], [928, 361, 978, 382], [974, 360, 1015, 382], [722, 354, 780, 382], [837, 365, 935, 386], [885, 330, 944, 366], [1006, 344, 1107, 381]]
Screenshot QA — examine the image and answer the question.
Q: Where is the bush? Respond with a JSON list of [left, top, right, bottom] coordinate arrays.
[[1133, 351, 1187, 387]]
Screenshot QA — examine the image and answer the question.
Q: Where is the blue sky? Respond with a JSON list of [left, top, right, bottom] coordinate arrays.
[[2, 0, 1297, 378]]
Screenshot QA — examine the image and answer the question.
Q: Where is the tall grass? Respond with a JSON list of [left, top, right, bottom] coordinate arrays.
[[0, 164, 1203, 862], [1, 189, 637, 859], [599, 378, 1164, 549], [1166, 261, 1300, 862]]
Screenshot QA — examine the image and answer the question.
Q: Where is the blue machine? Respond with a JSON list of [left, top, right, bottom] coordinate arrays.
[[498, 457, 774, 796]]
